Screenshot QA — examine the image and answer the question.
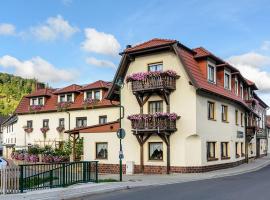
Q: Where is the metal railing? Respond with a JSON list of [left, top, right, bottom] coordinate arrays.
[[19, 161, 98, 193], [131, 75, 177, 92]]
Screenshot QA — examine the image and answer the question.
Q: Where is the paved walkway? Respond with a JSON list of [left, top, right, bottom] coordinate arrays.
[[2, 156, 270, 200]]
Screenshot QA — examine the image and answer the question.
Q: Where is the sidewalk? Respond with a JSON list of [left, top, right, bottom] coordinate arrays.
[[2, 156, 270, 200]]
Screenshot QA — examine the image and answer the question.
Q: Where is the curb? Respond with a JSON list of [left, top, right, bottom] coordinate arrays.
[[3, 159, 270, 200]]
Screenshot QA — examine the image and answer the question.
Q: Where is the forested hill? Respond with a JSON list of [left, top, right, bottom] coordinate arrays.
[[0, 73, 39, 116]]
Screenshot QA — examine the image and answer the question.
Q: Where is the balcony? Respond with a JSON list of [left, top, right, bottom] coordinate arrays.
[[127, 113, 180, 133], [126, 70, 179, 93]]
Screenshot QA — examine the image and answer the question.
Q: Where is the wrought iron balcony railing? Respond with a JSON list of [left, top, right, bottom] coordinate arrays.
[[127, 113, 180, 133]]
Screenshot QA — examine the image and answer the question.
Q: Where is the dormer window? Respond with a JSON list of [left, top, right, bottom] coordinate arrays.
[[31, 97, 44, 106], [207, 63, 216, 83], [234, 78, 239, 95], [58, 93, 74, 103], [94, 90, 101, 100], [86, 91, 92, 99], [148, 62, 163, 72], [240, 83, 244, 99], [224, 70, 231, 90], [60, 95, 65, 102], [67, 94, 73, 102]]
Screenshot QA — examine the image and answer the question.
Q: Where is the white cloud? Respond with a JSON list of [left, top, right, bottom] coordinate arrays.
[[86, 57, 116, 68], [30, 15, 79, 41], [81, 28, 120, 56], [227, 52, 270, 93], [0, 23, 15, 35], [261, 41, 270, 51], [61, 0, 72, 6], [0, 55, 77, 83]]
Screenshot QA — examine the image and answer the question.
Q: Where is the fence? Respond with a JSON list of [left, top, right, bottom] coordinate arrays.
[[19, 161, 98, 193], [0, 165, 20, 194]]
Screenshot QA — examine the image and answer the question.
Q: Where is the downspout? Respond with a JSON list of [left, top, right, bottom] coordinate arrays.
[[245, 112, 249, 163]]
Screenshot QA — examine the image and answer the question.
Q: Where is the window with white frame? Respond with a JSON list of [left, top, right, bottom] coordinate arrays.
[[207, 64, 216, 83], [149, 142, 163, 160], [59, 95, 65, 102], [234, 78, 239, 95], [31, 97, 44, 105], [94, 90, 101, 100], [224, 71, 231, 90], [240, 83, 244, 99], [207, 142, 216, 161], [221, 142, 229, 158], [86, 91, 92, 99], [58, 93, 74, 103], [148, 62, 163, 72]]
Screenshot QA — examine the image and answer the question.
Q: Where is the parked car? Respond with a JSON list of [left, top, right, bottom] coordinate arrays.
[[0, 157, 7, 169]]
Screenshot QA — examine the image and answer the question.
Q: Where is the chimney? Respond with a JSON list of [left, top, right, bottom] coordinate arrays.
[[126, 44, 132, 48]]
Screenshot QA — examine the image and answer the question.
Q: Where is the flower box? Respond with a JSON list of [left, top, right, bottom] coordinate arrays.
[[56, 102, 72, 111], [56, 126, 65, 133], [29, 105, 43, 113], [40, 127, 50, 134], [23, 126, 33, 133], [83, 98, 100, 109]]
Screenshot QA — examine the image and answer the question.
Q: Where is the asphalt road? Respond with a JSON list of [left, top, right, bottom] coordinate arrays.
[[74, 165, 270, 200]]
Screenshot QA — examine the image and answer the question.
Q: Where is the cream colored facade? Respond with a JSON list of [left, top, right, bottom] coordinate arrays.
[[82, 50, 257, 171], [2, 107, 118, 158]]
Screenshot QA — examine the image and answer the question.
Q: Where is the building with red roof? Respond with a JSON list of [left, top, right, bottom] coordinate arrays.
[[103, 38, 269, 174]]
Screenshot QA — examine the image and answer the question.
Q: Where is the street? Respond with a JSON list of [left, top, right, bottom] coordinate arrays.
[[75, 165, 270, 200]]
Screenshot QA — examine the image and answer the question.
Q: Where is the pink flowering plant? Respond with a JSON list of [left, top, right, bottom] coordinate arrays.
[[23, 126, 33, 133], [127, 112, 179, 121], [56, 102, 71, 111], [29, 105, 43, 113], [83, 97, 99, 109], [40, 127, 49, 134], [56, 126, 65, 133], [126, 70, 178, 83]]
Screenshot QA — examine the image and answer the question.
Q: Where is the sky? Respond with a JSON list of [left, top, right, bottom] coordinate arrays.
[[0, 0, 270, 104]]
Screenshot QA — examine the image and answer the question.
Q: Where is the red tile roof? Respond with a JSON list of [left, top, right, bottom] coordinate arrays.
[[15, 81, 119, 114], [53, 84, 82, 94], [65, 121, 119, 134], [80, 80, 111, 91], [124, 38, 177, 53], [25, 88, 54, 98]]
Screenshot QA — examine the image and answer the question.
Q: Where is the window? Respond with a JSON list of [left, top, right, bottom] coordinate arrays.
[[67, 94, 73, 102], [207, 101, 215, 120], [241, 142, 244, 156], [96, 142, 108, 159], [38, 97, 43, 105], [94, 90, 100, 100], [27, 120, 32, 128], [224, 71, 231, 90], [60, 95, 65, 102], [241, 113, 244, 127], [240, 83, 244, 99], [86, 91, 92, 99], [221, 105, 228, 122], [207, 64, 216, 83], [32, 98, 38, 105], [59, 118, 65, 127], [76, 117, 87, 128], [99, 116, 107, 124], [149, 142, 163, 160], [148, 101, 163, 114], [221, 142, 229, 159], [148, 63, 163, 72], [235, 110, 239, 125], [234, 78, 239, 95], [43, 119, 49, 128], [207, 142, 216, 161], [235, 142, 239, 158]]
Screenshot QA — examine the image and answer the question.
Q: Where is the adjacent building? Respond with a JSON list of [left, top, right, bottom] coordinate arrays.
[[1, 80, 119, 159]]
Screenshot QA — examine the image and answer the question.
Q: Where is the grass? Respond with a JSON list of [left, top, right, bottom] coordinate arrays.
[[98, 178, 119, 183]]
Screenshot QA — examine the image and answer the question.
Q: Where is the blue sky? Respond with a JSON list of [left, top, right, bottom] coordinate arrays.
[[0, 0, 270, 103]]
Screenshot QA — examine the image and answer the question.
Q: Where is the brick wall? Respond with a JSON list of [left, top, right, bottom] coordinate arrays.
[[97, 159, 246, 174]]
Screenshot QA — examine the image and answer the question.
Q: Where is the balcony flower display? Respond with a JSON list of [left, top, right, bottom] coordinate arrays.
[[40, 127, 49, 134], [56, 102, 71, 111], [126, 70, 178, 83], [23, 126, 33, 133], [29, 105, 43, 113], [127, 112, 179, 121], [56, 126, 65, 133], [82, 98, 99, 109], [24, 154, 39, 163]]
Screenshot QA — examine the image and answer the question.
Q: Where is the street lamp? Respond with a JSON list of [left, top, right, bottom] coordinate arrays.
[[115, 77, 125, 181]]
